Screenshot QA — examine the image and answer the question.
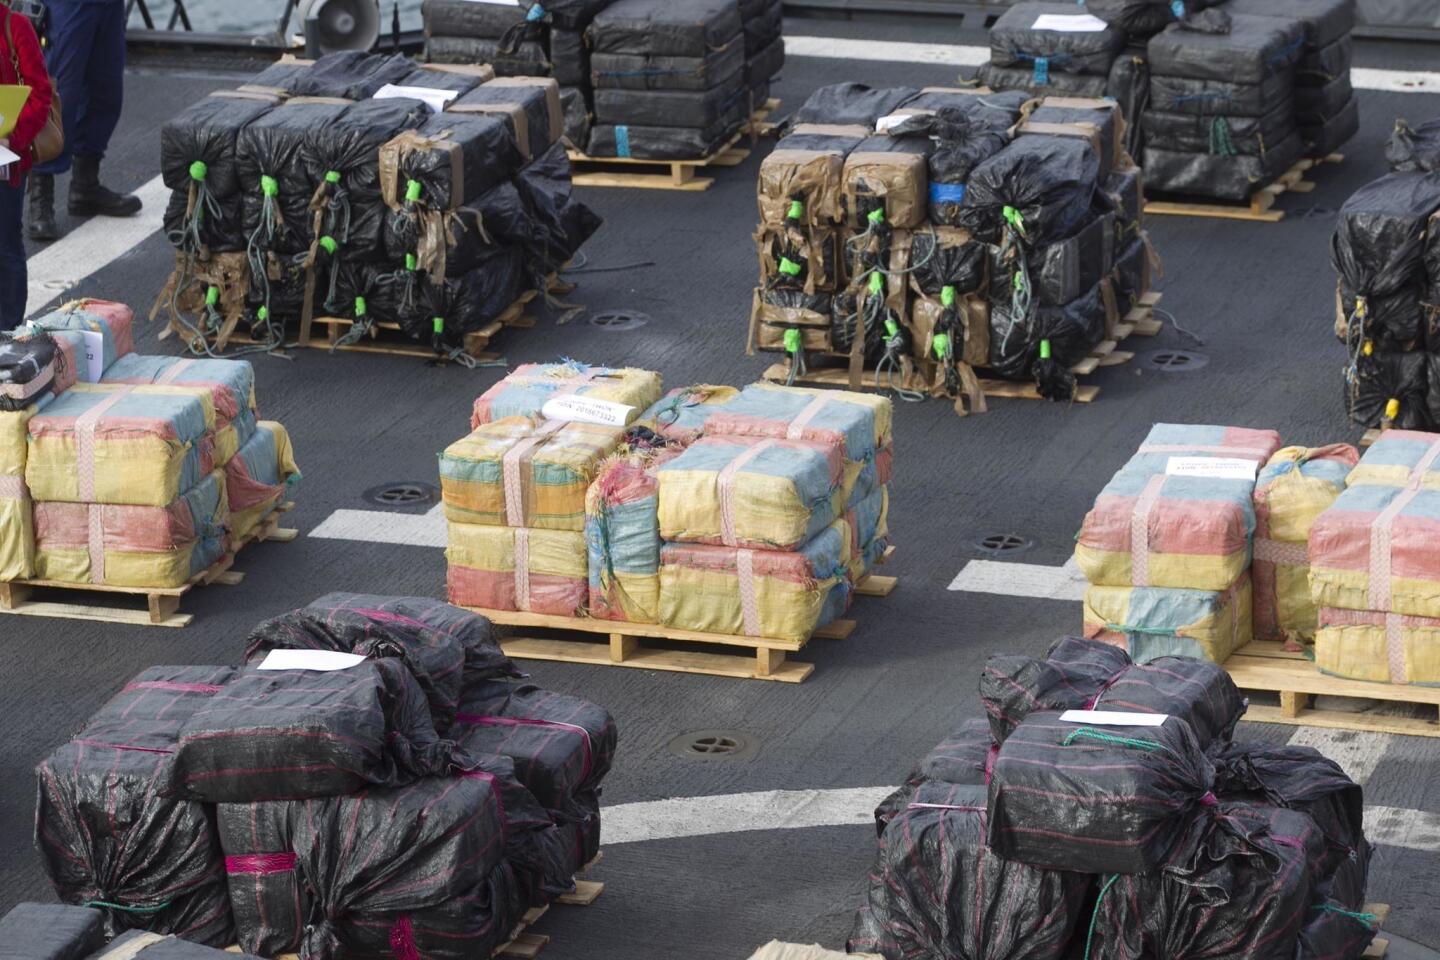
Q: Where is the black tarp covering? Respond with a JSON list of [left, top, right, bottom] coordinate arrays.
[[975, 62, 1110, 99], [513, 142, 604, 266], [1223, 0, 1354, 48], [902, 88, 1029, 130], [239, 60, 310, 97], [1028, 102, 1121, 179], [1303, 95, 1360, 157], [1331, 171, 1440, 298], [988, 274, 1108, 384], [451, 80, 561, 160], [551, 28, 590, 86], [1339, 281, 1425, 344], [1113, 235, 1149, 313], [1106, 48, 1150, 159], [588, 0, 742, 58], [760, 223, 839, 292], [960, 135, 1100, 246], [887, 110, 1007, 227], [1148, 72, 1293, 118], [1148, 13, 1305, 84], [591, 43, 744, 92], [909, 229, 988, 297], [288, 52, 417, 101], [161, 94, 278, 199], [1143, 130, 1304, 200], [873, 718, 995, 834], [848, 782, 1091, 960], [237, 100, 350, 256], [399, 66, 487, 97], [163, 175, 246, 254], [1084, 0, 1179, 39], [388, 112, 525, 212], [422, 249, 529, 337], [421, 0, 525, 36], [1344, 347, 1431, 429], [560, 86, 592, 148], [216, 801, 304, 957], [519, 0, 614, 31], [324, 260, 406, 325], [1297, 76, 1353, 124], [427, 37, 552, 77], [1300, 35, 1353, 85], [166, 660, 468, 803], [990, 2, 1127, 76], [1387, 117, 1440, 174], [979, 636, 1245, 747], [593, 82, 748, 129], [35, 667, 237, 946], [0, 332, 58, 411], [792, 83, 918, 127], [987, 711, 1216, 874], [1141, 99, 1293, 156], [1102, 166, 1144, 226], [746, 39, 785, 89], [744, 0, 783, 53], [1031, 211, 1114, 306], [0, 904, 105, 960]]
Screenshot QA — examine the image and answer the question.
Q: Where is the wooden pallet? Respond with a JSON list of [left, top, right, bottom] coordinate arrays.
[[1145, 153, 1344, 223], [567, 100, 779, 192], [761, 292, 1164, 405], [464, 569, 892, 683], [1225, 642, 1440, 738], [495, 854, 605, 960], [0, 503, 298, 628]]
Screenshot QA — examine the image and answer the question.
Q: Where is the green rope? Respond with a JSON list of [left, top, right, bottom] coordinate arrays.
[[1208, 117, 1237, 157], [1105, 621, 1178, 637], [1061, 727, 1167, 753], [81, 899, 172, 914], [1082, 875, 1118, 960], [1311, 904, 1379, 929]]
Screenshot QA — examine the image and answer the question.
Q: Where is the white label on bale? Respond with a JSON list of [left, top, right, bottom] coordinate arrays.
[[540, 395, 634, 426], [1032, 13, 1110, 31], [1165, 457, 1259, 481], [1060, 710, 1169, 726], [875, 114, 914, 134], [374, 84, 459, 114], [257, 650, 367, 672], [81, 331, 105, 382]]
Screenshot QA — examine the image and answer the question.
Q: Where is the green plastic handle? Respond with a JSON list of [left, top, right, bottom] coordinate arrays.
[[433, 316, 445, 334], [777, 256, 803, 277], [405, 253, 418, 271], [405, 179, 423, 202], [783, 328, 801, 354], [940, 284, 956, 307], [867, 208, 885, 225], [354, 296, 368, 317], [868, 271, 884, 294], [1039, 338, 1052, 360], [204, 287, 219, 306], [189, 160, 208, 182], [318, 235, 338, 256], [1002, 205, 1026, 235], [260, 175, 278, 197], [1013, 272, 1024, 292], [256, 305, 270, 321], [325, 170, 341, 185], [787, 200, 804, 220], [932, 332, 951, 359], [884, 318, 899, 337]]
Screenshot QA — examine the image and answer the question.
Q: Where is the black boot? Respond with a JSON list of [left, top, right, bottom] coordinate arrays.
[[68, 155, 143, 218], [26, 173, 58, 242]]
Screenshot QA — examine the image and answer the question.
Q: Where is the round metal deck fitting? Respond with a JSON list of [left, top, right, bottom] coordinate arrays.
[[667, 729, 759, 761], [1142, 349, 1210, 373], [589, 309, 650, 332], [973, 533, 1035, 557], [362, 481, 438, 509]]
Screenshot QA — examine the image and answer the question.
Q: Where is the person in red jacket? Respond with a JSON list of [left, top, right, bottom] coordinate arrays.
[[0, 7, 52, 329]]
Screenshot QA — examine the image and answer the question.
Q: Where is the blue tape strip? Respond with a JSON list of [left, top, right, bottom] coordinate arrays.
[[929, 183, 966, 205], [1033, 56, 1049, 86], [1170, 0, 1185, 16], [526, 3, 545, 21], [615, 125, 631, 158]]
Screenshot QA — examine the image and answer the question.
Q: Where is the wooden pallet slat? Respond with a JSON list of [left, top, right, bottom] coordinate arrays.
[[1145, 154, 1344, 223], [0, 503, 297, 628]]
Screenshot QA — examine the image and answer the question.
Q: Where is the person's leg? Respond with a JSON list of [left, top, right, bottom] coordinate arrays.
[[68, 0, 139, 218], [0, 178, 28, 330], [28, 0, 98, 240]]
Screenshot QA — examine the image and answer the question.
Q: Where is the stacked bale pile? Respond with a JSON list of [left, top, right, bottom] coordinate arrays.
[[1331, 170, 1440, 431], [851, 636, 1374, 960], [0, 301, 298, 588], [35, 596, 616, 958], [1309, 430, 1440, 685], [441, 364, 893, 645], [158, 51, 599, 360], [1074, 423, 1283, 662], [741, 0, 785, 113], [751, 83, 1157, 406]]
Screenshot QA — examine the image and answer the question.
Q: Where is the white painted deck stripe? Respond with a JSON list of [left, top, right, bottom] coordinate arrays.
[[25, 174, 168, 318], [1364, 805, 1440, 853], [947, 556, 1088, 600], [308, 502, 447, 548], [785, 36, 1440, 95], [1286, 726, 1392, 787]]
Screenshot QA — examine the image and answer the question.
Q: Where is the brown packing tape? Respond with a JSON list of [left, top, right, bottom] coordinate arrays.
[[754, 297, 832, 353], [486, 76, 564, 145], [414, 62, 498, 83], [758, 149, 846, 226], [842, 151, 927, 230], [1038, 96, 1127, 165], [450, 100, 530, 159], [920, 86, 995, 96], [909, 294, 988, 368], [211, 90, 282, 105], [378, 129, 466, 212], [885, 228, 909, 321], [754, 224, 837, 294], [236, 85, 289, 98], [789, 124, 871, 138], [1017, 120, 1104, 161], [286, 96, 354, 106], [1100, 276, 1120, 339], [1334, 281, 1348, 340]]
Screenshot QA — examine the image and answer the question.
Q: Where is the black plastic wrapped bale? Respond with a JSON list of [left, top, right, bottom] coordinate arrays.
[[746, 38, 785, 91], [1030, 211, 1115, 306], [551, 28, 590, 87], [1084, 0, 1178, 39], [380, 113, 525, 216], [517, 0, 613, 30], [423, 248, 529, 338], [959, 135, 1101, 246], [1141, 99, 1293, 156], [751, 287, 833, 354], [832, 272, 905, 367], [842, 136, 931, 230], [908, 228, 988, 298], [464, 754, 581, 906], [322, 260, 407, 331], [1299, 35, 1353, 87], [449, 77, 564, 160], [979, 636, 1245, 747], [990, 2, 1127, 77], [986, 711, 1216, 874], [0, 331, 59, 412], [166, 660, 468, 803], [236, 99, 351, 257], [883, 110, 1005, 227], [756, 125, 869, 226], [792, 83, 919, 127], [1080, 803, 1327, 960], [1296, 76, 1353, 126], [247, 249, 310, 324], [1337, 282, 1426, 348], [288, 775, 527, 960], [1343, 348, 1431, 430], [849, 781, 1089, 960], [591, 42, 744, 92], [216, 801, 304, 957], [743, 0, 783, 53], [513, 141, 603, 267], [1112, 235, 1151, 314], [759, 223, 840, 293], [988, 276, 1109, 395], [1302, 95, 1359, 158], [426, 36, 552, 77], [421, 0, 525, 36], [238, 59, 311, 98], [1026, 100, 1124, 181], [160, 93, 280, 252], [1149, 71, 1294, 118], [1388, 117, 1440, 174], [1142, 130, 1304, 201], [587, 114, 754, 156], [593, 81, 749, 130], [872, 718, 995, 834], [1102, 165, 1144, 227], [1332, 172, 1440, 300], [34, 666, 237, 946], [390, 190, 531, 286], [0, 904, 105, 960], [973, 62, 1110, 99], [589, 0, 742, 58], [1148, 13, 1306, 84], [398, 65, 489, 98], [92, 933, 261, 960], [1223, 0, 1354, 51], [287, 51, 416, 100], [303, 98, 429, 261], [901, 86, 1030, 131], [559, 86, 592, 149]]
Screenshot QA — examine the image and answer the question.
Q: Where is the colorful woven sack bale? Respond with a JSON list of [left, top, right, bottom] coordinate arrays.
[[1253, 444, 1358, 645], [1082, 572, 1253, 663], [101, 355, 258, 463], [470, 362, 662, 426], [440, 416, 623, 531], [635, 385, 743, 444], [658, 519, 853, 643], [845, 482, 890, 579], [26, 385, 215, 508], [1309, 479, 1440, 619], [584, 451, 679, 623], [0, 397, 46, 580], [1314, 606, 1440, 684], [1344, 429, 1440, 488], [30, 301, 135, 375], [657, 435, 846, 550], [1074, 423, 1282, 590], [226, 421, 299, 541], [447, 520, 588, 616], [33, 470, 229, 588]]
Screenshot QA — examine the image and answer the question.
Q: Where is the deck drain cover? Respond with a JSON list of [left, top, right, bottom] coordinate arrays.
[[363, 481, 438, 509], [667, 729, 758, 761], [589, 310, 650, 332], [1142, 349, 1209, 372], [974, 533, 1035, 556]]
